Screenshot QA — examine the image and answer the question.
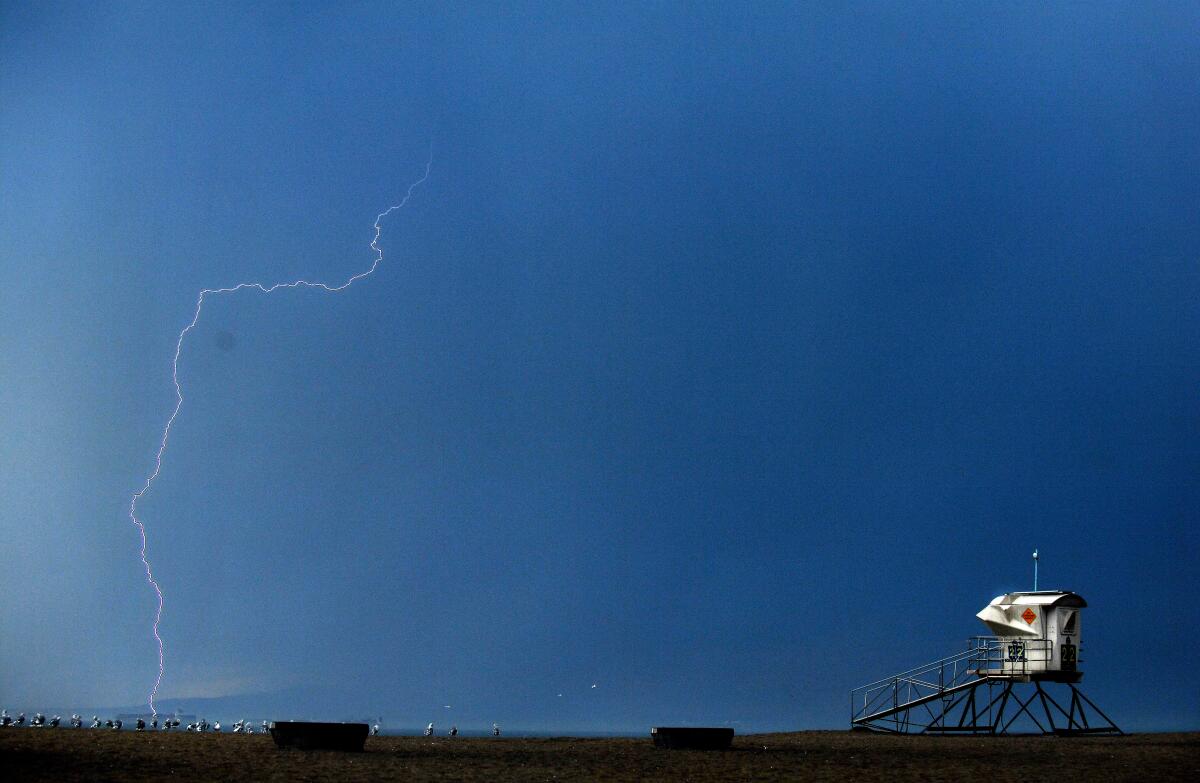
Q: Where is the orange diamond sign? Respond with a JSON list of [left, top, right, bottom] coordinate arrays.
[[1021, 608, 1037, 625]]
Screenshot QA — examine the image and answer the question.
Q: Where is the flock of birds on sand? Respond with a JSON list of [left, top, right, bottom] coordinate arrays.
[[0, 710, 277, 734], [1, 709, 504, 738]]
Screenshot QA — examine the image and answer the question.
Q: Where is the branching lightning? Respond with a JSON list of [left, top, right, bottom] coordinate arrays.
[[128, 153, 432, 716]]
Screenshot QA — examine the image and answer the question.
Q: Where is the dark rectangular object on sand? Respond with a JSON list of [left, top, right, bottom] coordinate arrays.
[[650, 726, 734, 750], [269, 721, 369, 751]]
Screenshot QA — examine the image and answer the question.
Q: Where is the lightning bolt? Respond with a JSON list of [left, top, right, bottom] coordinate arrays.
[[128, 151, 432, 716]]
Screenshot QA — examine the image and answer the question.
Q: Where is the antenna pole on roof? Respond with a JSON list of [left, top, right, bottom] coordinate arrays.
[[1032, 549, 1039, 591]]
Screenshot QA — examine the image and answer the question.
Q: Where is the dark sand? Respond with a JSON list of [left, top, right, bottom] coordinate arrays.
[[2, 728, 1197, 782]]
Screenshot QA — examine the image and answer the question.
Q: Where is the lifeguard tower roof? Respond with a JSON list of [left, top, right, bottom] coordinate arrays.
[[976, 591, 1086, 638], [986, 591, 1087, 608]]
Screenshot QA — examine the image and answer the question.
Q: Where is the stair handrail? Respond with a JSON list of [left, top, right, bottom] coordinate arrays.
[[851, 643, 981, 694], [851, 638, 1001, 724]]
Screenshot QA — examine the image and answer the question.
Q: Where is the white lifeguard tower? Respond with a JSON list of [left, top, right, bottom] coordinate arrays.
[[849, 564, 1121, 735], [975, 591, 1084, 677]]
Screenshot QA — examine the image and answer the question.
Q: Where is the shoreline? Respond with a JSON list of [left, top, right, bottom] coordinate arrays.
[[3, 726, 1196, 782]]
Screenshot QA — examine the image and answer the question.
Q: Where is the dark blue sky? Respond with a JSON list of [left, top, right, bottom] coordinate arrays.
[[1, 2, 1196, 732]]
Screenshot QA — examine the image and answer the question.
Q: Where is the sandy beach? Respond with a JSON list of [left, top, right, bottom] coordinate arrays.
[[2, 728, 1197, 782]]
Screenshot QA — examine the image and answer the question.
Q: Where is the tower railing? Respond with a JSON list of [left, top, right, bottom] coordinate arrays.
[[967, 635, 1053, 675]]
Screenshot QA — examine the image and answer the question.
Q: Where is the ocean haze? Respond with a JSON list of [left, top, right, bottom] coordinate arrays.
[[0, 2, 1197, 732]]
